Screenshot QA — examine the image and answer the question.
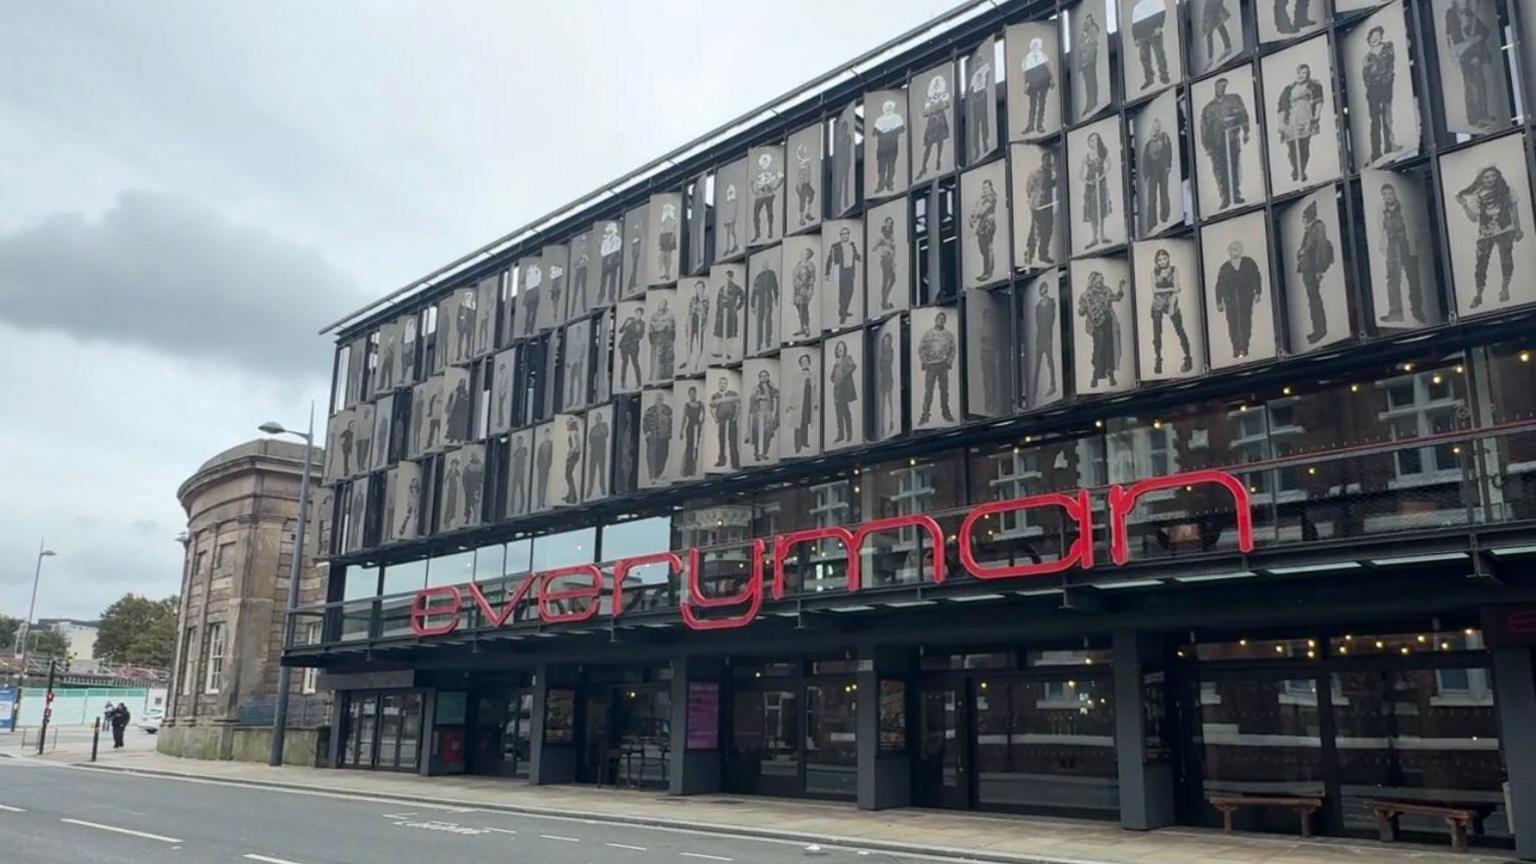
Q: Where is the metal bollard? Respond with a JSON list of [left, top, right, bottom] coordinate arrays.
[[91, 719, 100, 762]]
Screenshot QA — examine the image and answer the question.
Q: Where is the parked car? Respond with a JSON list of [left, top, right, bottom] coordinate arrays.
[[138, 708, 163, 733]]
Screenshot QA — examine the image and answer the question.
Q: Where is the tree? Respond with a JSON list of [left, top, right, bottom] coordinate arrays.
[[0, 614, 16, 651], [27, 628, 69, 661], [94, 594, 180, 668]]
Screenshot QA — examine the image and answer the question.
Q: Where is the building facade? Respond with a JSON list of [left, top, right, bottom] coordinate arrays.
[[162, 439, 331, 763], [290, 0, 1536, 855]]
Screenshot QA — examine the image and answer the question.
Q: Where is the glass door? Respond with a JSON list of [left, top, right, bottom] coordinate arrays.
[[804, 679, 857, 798], [354, 694, 378, 769], [376, 692, 403, 769], [916, 678, 970, 809], [727, 684, 802, 797]]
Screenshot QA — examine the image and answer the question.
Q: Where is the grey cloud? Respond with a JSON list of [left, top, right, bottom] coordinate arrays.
[[0, 189, 362, 377]]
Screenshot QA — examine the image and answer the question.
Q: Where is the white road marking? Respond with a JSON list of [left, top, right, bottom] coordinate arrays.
[[245, 854, 313, 864], [0, 804, 26, 813], [680, 854, 734, 862], [59, 818, 182, 844], [381, 811, 418, 819], [607, 842, 648, 851], [482, 827, 518, 835], [539, 833, 581, 842]]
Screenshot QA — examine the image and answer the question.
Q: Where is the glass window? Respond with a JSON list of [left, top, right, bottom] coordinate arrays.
[[804, 681, 858, 798], [203, 623, 226, 694], [427, 550, 474, 587], [473, 544, 505, 580], [180, 627, 197, 696], [973, 677, 1117, 813], [301, 622, 322, 694], [343, 566, 380, 601], [531, 526, 597, 570], [381, 558, 427, 595], [1192, 676, 1324, 807]]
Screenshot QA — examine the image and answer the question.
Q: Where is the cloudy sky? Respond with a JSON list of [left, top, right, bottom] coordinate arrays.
[[0, 0, 956, 622]]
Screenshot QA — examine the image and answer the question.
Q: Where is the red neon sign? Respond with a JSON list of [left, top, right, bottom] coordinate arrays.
[[409, 469, 1254, 637]]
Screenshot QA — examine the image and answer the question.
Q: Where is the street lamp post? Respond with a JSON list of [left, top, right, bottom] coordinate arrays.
[[261, 404, 315, 767], [17, 540, 58, 674]]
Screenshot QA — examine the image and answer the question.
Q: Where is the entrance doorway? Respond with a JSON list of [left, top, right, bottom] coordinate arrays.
[[468, 688, 534, 778], [337, 689, 423, 772], [576, 683, 671, 788]]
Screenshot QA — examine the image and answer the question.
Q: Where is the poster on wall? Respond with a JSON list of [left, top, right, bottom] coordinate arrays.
[[961, 158, 1011, 289], [1070, 257, 1135, 394], [1069, 0, 1112, 123], [515, 258, 542, 339], [687, 172, 710, 277], [964, 36, 998, 165], [537, 245, 567, 334], [1022, 269, 1063, 408], [343, 477, 367, 552], [565, 236, 593, 324], [1261, 36, 1341, 196], [544, 690, 575, 744], [685, 682, 720, 750], [596, 217, 625, 307], [1067, 116, 1127, 256], [406, 382, 426, 458], [441, 367, 471, 447], [788, 123, 824, 235], [783, 233, 823, 343], [647, 192, 682, 287], [702, 367, 744, 473], [349, 403, 374, 478], [822, 218, 865, 331], [584, 403, 613, 501], [864, 88, 910, 200], [1119, 0, 1182, 101], [1201, 210, 1278, 368], [673, 380, 706, 482], [747, 245, 782, 356], [781, 345, 822, 459], [1439, 132, 1536, 316], [909, 305, 961, 430], [1131, 238, 1204, 381], [562, 320, 591, 411], [874, 315, 904, 440], [829, 101, 860, 218], [385, 460, 422, 543], [1258, 0, 1325, 43], [323, 409, 347, 481], [396, 312, 418, 387], [865, 197, 911, 319], [1345, 4, 1420, 171], [1011, 142, 1064, 272], [1431, 0, 1511, 136], [490, 349, 517, 434], [438, 443, 486, 531], [612, 299, 647, 395], [1279, 187, 1352, 352], [369, 394, 393, 472], [528, 421, 557, 511], [741, 357, 781, 468], [713, 157, 748, 263], [747, 144, 786, 248], [372, 321, 399, 398], [644, 288, 678, 386], [1191, 66, 1262, 218], [1133, 90, 1184, 238], [593, 309, 613, 404], [474, 275, 499, 354], [707, 264, 747, 364], [965, 287, 1012, 417], [822, 330, 865, 450], [639, 388, 676, 488], [506, 428, 534, 517], [909, 62, 956, 183], [547, 413, 584, 508], [623, 204, 649, 299], [1360, 168, 1441, 328], [678, 277, 710, 379], [1005, 20, 1061, 142]]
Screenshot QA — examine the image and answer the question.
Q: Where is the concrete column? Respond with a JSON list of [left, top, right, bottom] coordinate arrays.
[[1113, 628, 1176, 830], [1492, 646, 1536, 859], [856, 645, 913, 811], [528, 664, 578, 785], [668, 655, 724, 795]]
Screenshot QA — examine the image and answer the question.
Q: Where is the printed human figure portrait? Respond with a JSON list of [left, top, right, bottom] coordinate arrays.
[[965, 37, 998, 165], [788, 123, 824, 233], [1347, 5, 1421, 171], [584, 404, 613, 501], [1440, 133, 1536, 315], [562, 320, 590, 411], [591, 308, 613, 405], [612, 299, 647, 394], [644, 288, 678, 385], [439, 443, 485, 531], [1258, 0, 1324, 43], [874, 315, 904, 439], [342, 477, 367, 552], [474, 275, 498, 353], [822, 218, 864, 330], [648, 193, 682, 286], [747, 145, 785, 247], [506, 428, 534, 517], [781, 347, 822, 458], [531, 422, 556, 511], [1191, 0, 1242, 79], [687, 173, 710, 277], [398, 313, 418, 386], [370, 394, 393, 472], [435, 296, 459, 367], [324, 409, 348, 481], [623, 203, 649, 299], [965, 288, 1011, 417], [455, 287, 479, 364], [782, 233, 823, 342], [407, 383, 427, 458], [1134, 91, 1183, 237], [1023, 270, 1063, 408], [1263, 37, 1341, 195], [714, 157, 749, 262], [1361, 169, 1441, 328], [540, 332, 561, 420], [864, 89, 910, 199], [1132, 239, 1204, 381], [910, 63, 955, 183], [537, 246, 567, 334], [596, 218, 624, 307], [1121, 0, 1181, 100], [352, 404, 376, 478], [1281, 190, 1349, 352], [489, 349, 517, 434], [387, 461, 422, 542], [679, 277, 710, 376], [441, 367, 471, 446], [1010, 143, 1063, 271], [1201, 210, 1278, 368], [516, 259, 542, 339], [1005, 22, 1060, 142], [707, 263, 747, 364], [741, 358, 781, 467], [675, 381, 706, 481], [822, 331, 864, 450], [1192, 68, 1261, 217], [1433, 0, 1511, 136], [910, 306, 961, 430], [1068, 117, 1127, 255], [704, 368, 743, 472], [1070, 257, 1134, 394], [747, 245, 782, 356], [1070, 1, 1111, 123], [829, 101, 860, 218], [546, 414, 583, 508], [865, 197, 911, 319], [961, 159, 1010, 289], [373, 321, 399, 398]]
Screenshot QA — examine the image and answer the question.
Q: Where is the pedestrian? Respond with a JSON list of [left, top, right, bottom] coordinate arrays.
[[111, 702, 130, 749]]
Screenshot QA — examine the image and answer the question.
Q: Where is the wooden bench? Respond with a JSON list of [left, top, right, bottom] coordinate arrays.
[[1207, 794, 1323, 837], [1362, 799, 1491, 853]]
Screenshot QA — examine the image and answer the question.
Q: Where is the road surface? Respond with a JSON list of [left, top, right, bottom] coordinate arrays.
[[0, 756, 962, 864]]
